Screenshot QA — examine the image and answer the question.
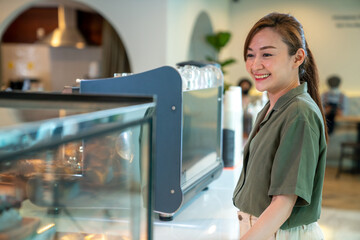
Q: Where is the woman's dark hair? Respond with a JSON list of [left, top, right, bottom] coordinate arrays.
[[243, 12, 328, 141]]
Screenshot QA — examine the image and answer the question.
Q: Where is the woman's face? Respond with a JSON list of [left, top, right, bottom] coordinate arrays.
[[245, 27, 301, 96]]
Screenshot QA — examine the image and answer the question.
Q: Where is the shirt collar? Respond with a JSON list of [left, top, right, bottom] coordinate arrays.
[[273, 82, 308, 111]]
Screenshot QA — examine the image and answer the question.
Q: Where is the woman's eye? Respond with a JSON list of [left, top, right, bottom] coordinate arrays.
[[263, 53, 272, 57], [246, 53, 254, 58]]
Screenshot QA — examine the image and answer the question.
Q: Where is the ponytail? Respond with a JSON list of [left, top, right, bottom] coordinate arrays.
[[300, 44, 329, 142]]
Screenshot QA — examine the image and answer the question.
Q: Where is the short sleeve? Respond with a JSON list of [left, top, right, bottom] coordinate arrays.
[[268, 117, 320, 206]]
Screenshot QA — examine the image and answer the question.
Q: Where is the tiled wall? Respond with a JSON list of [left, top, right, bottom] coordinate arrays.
[[49, 46, 102, 91], [1, 43, 102, 91], [1, 43, 51, 90]]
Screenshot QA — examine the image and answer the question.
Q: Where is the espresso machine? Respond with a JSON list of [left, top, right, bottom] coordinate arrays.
[[80, 63, 224, 220]]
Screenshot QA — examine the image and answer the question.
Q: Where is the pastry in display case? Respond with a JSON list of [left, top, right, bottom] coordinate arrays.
[[0, 92, 155, 240]]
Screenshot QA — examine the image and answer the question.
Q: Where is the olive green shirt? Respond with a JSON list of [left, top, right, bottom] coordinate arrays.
[[233, 83, 327, 230]]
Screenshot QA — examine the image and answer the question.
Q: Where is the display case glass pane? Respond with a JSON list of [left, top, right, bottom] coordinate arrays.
[[181, 86, 222, 188], [0, 92, 155, 240]]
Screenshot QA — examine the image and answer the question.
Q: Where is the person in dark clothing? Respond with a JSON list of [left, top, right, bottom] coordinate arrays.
[[238, 78, 254, 138], [321, 75, 348, 135]]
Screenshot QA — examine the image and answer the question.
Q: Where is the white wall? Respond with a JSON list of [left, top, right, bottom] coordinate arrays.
[[227, 0, 360, 96]]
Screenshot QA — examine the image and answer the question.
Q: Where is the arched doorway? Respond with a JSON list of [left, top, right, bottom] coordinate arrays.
[[0, 0, 131, 92], [188, 11, 216, 62]]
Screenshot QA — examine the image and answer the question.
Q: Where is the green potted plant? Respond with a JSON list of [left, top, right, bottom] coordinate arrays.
[[205, 31, 236, 91]]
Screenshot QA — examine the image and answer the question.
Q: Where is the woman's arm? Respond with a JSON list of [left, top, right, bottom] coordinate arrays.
[[241, 194, 297, 240]]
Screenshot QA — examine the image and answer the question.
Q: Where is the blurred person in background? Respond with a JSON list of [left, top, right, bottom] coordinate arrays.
[[238, 78, 254, 138], [321, 75, 348, 135]]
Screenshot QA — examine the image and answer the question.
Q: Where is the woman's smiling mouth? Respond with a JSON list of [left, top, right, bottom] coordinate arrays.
[[254, 74, 271, 80]]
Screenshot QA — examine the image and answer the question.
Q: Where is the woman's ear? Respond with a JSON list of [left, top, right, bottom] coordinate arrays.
[[293, 48, 305, 68]]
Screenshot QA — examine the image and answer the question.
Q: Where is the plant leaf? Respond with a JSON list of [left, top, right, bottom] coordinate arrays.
[[206, 36, 221, 52], [217, 32, 231, 48], [220, 58, 236, 67]]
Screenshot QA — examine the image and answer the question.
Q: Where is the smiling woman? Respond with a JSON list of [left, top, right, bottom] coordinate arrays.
[[245, 27, 305, 105], [233, 12, 328, 240]]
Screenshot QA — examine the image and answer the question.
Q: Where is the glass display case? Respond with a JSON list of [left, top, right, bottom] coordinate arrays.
[[0, 92, 155, 240]]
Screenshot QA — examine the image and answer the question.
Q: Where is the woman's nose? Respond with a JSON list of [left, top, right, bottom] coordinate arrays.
[[251, 56, 263, 71]]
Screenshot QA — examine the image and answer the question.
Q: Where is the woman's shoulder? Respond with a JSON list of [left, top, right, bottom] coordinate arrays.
[[285, 93, 323, 124]]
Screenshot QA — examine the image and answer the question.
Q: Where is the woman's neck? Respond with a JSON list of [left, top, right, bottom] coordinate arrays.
[[266, 80, 300, 115]]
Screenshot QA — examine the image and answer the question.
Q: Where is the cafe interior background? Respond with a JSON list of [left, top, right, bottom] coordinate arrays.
[[0, 0, 359, 239]]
